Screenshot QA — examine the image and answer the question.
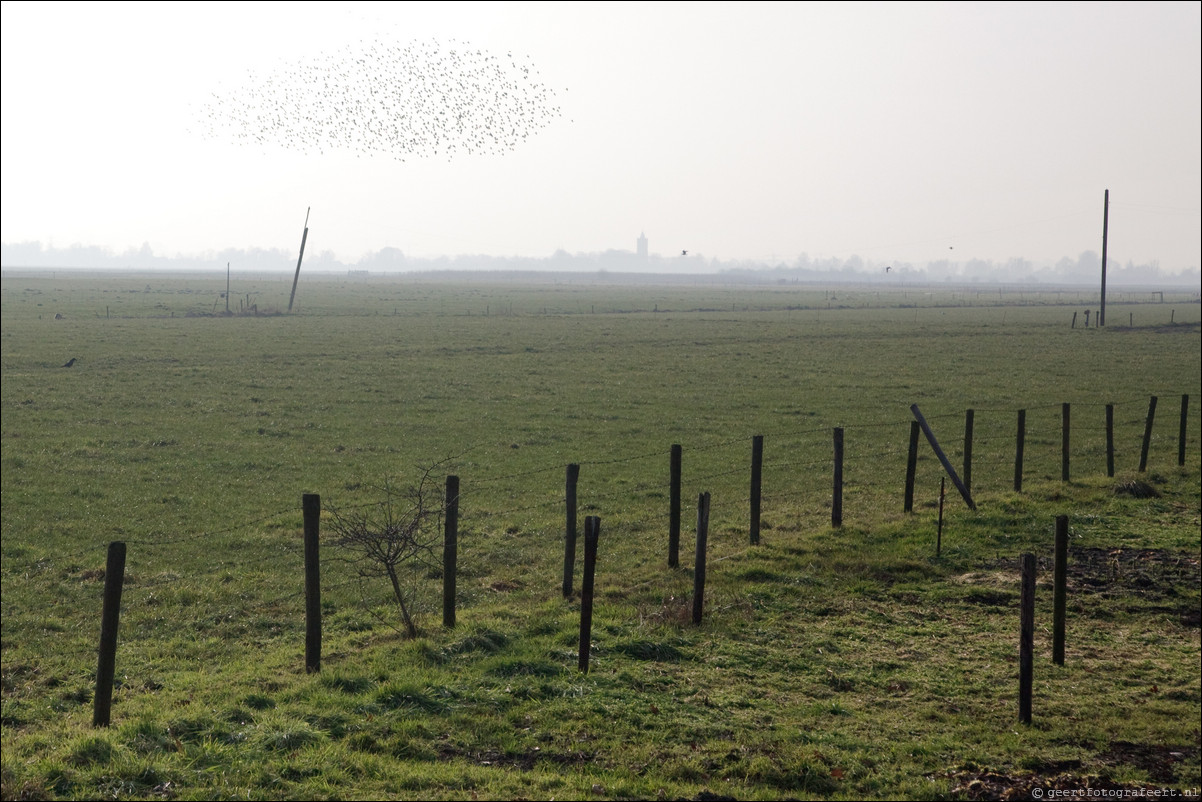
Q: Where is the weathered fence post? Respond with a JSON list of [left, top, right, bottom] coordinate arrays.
[[1019, 552, 1036, 725], [904, 420, 920, 513], [832, 428, 844, 528], [93, 541, 126, 727], [443, 476, 459, 629], [749, 435, 763, 545], [578, 516, 600, 673], [910, 404, 976, 510], [1061, 403, 1071, 482], [1179, 395, 1190, 467], [1053, 515, 1068, 666], [1014, 409, 1026, 492], [669, 444, 682, 568], [1138, 396, 1157, 473], [303, 493, 321, 673], [563, 464, 580, 597], [963, 409, 975, 496], [936, 477, 946, 556], [692, 493, 710, 625], [1106, 404, 1115, 478]]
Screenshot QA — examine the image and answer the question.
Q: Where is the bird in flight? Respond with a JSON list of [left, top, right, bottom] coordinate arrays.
[[681, 250, 688, 256]]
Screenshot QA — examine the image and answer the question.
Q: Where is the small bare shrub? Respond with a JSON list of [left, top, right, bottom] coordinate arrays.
[[327, 465, 447, 638]]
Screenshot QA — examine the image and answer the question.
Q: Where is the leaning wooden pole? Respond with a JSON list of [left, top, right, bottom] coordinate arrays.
[[1100, 189, 1109, 327], [288, 207, 311, 313]]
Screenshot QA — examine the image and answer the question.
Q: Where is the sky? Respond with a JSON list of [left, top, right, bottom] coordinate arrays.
[[2, 1, 1200, 273]]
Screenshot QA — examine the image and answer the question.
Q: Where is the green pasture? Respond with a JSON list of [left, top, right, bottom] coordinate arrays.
[[2, 272, 1199, 800]]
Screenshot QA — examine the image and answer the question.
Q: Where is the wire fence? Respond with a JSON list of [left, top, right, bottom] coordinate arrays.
[[7, 391, 1196, 706]]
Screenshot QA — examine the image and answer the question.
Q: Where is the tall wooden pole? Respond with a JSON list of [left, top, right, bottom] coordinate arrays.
[[288, 207, 311, 313], [1100, 189, 1109, 327]]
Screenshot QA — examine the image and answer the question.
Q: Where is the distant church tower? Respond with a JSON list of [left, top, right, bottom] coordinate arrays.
[[637, 231, 648, 260]]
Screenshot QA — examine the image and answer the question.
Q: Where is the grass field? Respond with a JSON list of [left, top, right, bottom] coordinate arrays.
[[2, 271, 1199, 800]]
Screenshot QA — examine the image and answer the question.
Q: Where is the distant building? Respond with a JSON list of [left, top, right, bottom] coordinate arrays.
[[637, 231, 648, 260]]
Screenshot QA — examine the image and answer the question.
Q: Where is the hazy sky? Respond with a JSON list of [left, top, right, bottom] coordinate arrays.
[[2, 1, 1199, 271]]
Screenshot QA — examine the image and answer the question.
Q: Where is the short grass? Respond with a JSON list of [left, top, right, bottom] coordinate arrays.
[[2, 272, 1199, 800]]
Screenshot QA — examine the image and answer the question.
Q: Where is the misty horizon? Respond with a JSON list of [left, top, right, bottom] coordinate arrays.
[[2, 238, 1198, 287]]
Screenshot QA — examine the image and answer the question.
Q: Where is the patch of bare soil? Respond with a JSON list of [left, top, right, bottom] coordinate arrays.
[[970, 547, 1200, 627], [942, 769, 1163, 800], [941, 743, 1197, 799], [1067, 547, 1201, 627]]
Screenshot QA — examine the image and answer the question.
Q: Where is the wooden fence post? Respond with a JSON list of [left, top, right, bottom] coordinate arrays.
[[904, 420, 920, 513], [692, 493, 710, 625], [93, 541, 126, 727], [1019, 552, 1036, 725], [936, 477, 946, 556], [1138, 396, 1157, 473], [578, 516, 600, 673], [963, 409, 975, 497], [669, 445, 682, 568], [832, 428, 844, 528], [443, 476, 459, 629], [1061, 403, 1071, 482], [1053, 515, 1068, 666], [1106, 404, 1115, 478], [563, 464, 580, 597], [1014, 409, 1026, 492], [1179, 395, 1190, 467], [303, 493, 321, 673], [749, 435, 763, 545]]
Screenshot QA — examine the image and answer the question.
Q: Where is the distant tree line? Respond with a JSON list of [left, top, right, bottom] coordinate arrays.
[[2, 240, 1198, 286]]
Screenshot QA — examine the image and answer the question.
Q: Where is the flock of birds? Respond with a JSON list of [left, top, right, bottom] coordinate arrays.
[[197, 38, 564, 161]]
